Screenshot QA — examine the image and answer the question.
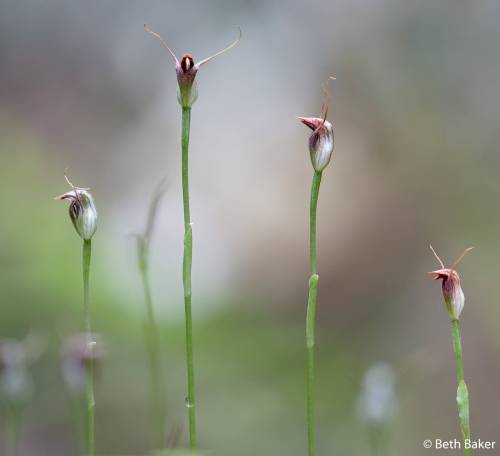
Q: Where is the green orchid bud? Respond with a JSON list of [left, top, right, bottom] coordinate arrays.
[[56, 182, 98, 241]]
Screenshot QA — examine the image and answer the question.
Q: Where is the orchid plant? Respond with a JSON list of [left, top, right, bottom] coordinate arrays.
[[145, 25, 241, 450], [428, 245, 474, 456], [56, 176, 98, 456], [298, 77, 335, 456]]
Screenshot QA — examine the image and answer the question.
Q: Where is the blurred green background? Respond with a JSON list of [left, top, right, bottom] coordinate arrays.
[[1, 0, 500, 454]]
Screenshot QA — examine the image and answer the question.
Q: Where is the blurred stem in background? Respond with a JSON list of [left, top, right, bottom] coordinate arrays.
[[181, 106, 197, 449], [69, 394, 85, 456], [135, 180, 168, 449], [7, 407, 21, 456], [82, 239, 95, 456], [306, 170, 322, 456], [367, 426, 390, 456]]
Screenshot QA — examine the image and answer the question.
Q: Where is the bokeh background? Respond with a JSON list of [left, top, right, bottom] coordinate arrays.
[[1, 0, 500, 454]]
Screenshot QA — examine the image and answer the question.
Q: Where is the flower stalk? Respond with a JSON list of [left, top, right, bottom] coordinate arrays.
[[428, 245, 473, 456], [306, 170, 322, 456], [145, 24, 240, 450], [82, 239, 95, 456], [181, 105, 197, 449], [452, 319, 470, 456]]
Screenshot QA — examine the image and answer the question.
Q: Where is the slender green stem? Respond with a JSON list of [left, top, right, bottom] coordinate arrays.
[[181, 106, 197, 449], [82, 239, 95, 456], [182, 107, 192, 226], [309, 172, 322, 275], [306, 170, 322, 456], [140, 263, 166, 448], [451, 319, 471, 456], [452, 320, 465, 384]]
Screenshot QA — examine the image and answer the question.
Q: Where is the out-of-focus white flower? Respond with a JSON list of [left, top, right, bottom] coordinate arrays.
[[61, 333, 104, 395], [0, 340, 34, 404], [357, 362, 398, 424]]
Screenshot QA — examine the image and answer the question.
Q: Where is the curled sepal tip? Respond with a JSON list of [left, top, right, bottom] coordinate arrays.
[[55, 176, 98, 241]]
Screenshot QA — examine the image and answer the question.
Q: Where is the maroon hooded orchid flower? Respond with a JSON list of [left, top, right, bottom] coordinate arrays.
[[428, 245, 473, 320], [145, 25, 241, 108], [298, 76, 336, 172]]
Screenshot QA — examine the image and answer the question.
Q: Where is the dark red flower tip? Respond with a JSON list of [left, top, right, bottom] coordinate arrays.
[[180, 54, 195, 73]]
